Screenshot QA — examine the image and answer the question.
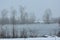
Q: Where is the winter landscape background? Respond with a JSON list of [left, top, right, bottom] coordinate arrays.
[[0, 0, 60, 40]]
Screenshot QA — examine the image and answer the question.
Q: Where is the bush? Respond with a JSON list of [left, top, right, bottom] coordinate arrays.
[[20, 28, 27, 38]]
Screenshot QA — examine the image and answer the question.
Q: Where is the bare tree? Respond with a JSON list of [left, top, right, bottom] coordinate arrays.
[[0, 9, 8, 38], [1, 9, 8, 25], [29, 13, 36, 23], [11, 7, 16, 38], [24, 12, 29, 23], [43, 9, 52, 24], [20, 6, 30, 24], [20, 6, 36, 24], [20, 6, 25, 24]]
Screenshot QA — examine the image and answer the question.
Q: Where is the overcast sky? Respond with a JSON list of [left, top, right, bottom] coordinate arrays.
[[0, 0, 60, 21]]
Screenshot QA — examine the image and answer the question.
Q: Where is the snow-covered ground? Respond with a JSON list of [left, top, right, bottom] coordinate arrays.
[[0, 37, 60, 40]]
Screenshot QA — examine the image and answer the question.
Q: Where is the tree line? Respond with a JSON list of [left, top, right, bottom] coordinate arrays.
[[0, 6, 60, 24], [0, 6, 36, 25]]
